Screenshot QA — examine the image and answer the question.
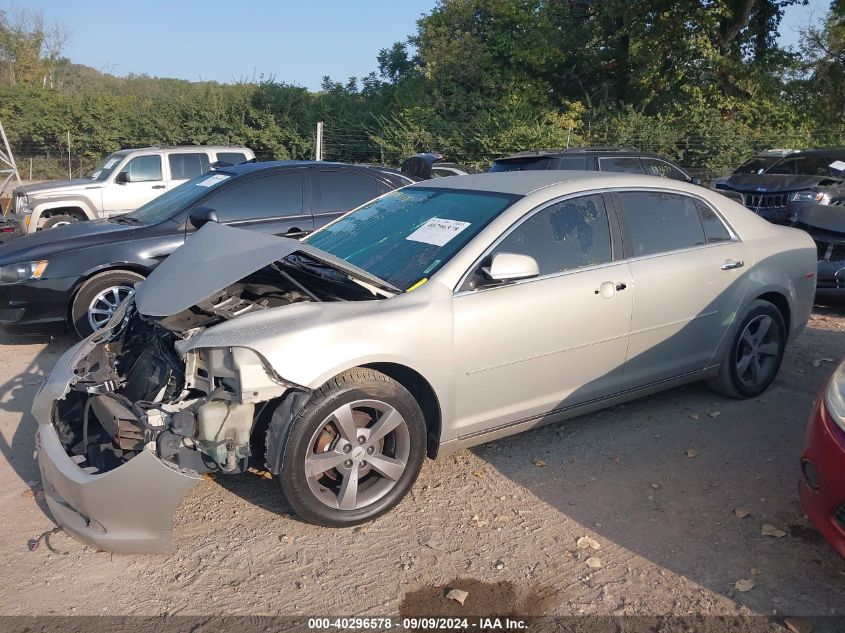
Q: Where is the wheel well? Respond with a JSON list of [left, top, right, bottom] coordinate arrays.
[[43, 206, 87, 220], [363, 362, 442, 459], [67, 266, 149, 323], [757, 291, 791, 334]]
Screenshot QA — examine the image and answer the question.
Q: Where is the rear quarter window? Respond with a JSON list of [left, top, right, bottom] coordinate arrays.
[[216, 152, 247, 165]]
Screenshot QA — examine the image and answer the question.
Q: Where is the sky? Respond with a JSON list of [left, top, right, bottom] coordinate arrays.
[[5, 0, 834, 92]]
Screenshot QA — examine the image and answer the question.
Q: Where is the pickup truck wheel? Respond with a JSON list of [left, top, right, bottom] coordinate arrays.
[[41, 214, 78, 230], [70, 270, 145, 337], [707, 299, 786, 399], [278, 368, 426, 527]]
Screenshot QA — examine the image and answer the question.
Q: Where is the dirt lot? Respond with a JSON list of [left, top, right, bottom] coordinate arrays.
[[0, 308, 843, 621]]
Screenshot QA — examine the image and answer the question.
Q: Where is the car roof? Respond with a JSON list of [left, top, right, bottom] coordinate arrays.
[[120, 146, 251, 153], [404, 170, 628, 195], [780, 149, 845, 158], [494, 148, 668, 161], [217, 160, 389, 177]]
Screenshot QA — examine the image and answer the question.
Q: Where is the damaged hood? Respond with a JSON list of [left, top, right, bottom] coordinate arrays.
[[134, 222, 398, 317], [720, 174, 843, 193]]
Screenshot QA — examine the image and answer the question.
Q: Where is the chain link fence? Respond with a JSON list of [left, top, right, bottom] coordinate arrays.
[[4, 123, 845, 200]]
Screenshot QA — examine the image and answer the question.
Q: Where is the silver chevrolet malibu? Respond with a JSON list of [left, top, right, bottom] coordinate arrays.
[[33, 171, 817, 553]]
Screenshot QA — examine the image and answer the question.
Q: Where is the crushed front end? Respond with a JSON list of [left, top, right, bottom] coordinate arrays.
[[33, 289, 296, 553]]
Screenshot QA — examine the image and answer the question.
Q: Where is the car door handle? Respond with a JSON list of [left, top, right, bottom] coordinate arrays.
[[151, 185, 166, 189], [284, 228, 307, 238], [721, 259, 744, 270], [595, 281, 627, 297]]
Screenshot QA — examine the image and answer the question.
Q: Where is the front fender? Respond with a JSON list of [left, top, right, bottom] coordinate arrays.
[[173, 282, 458, 439], [30, 196, 99, 228]]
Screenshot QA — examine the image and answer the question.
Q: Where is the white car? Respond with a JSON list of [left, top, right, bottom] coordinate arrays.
[[10, 145, 255, 233]]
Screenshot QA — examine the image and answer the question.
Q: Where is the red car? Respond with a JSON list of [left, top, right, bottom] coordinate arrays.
[[800, 358, 845, 558]]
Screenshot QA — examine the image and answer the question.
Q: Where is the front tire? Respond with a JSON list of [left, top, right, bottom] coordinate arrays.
[[707, 299, 786, 398], [278, 368, 426, 527], [41, 214, 79, 230], [70, 270, 145, 337]]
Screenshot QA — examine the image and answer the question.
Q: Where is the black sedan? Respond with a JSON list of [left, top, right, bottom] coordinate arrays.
[[0, 161, 413, 336]]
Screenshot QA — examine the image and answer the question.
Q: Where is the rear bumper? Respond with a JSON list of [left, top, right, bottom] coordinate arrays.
[[33, 337, 202, 554], [799, 394, 845, 559]]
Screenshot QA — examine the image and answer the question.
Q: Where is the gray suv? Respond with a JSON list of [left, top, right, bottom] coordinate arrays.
[[10, 145, 255, 234], [490, 147, 699, 183]]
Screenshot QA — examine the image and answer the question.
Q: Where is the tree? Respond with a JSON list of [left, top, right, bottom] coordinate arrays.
[[0, 6, 67, 88]]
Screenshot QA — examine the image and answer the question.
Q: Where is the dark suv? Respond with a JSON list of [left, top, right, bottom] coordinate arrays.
[[489, 147, 698, 183]]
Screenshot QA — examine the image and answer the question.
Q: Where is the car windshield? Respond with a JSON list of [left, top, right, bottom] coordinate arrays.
[[732, 156, 781, 175], [766, 155, 845, 177], [122, 172, 233, 225], [303, 187, 520, 290], [88, 152, 129, 182]]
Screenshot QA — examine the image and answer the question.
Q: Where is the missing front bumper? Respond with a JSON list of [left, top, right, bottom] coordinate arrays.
[[32, 328, 202, 554], [36, 423, 201, 554]]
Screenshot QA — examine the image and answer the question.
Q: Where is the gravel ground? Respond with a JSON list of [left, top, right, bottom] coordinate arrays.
[[0, 308, 843, 620]]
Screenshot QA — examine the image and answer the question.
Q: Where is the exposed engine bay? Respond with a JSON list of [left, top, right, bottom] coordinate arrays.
[[52, 257, 385, 477]]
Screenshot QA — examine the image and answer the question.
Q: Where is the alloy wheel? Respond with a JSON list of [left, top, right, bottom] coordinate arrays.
[[87, 285, 134, 331], [735, 314, 781, 390], [303, 399, 410, 511]]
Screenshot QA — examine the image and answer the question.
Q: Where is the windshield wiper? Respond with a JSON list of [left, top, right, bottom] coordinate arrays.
[[281, 254, 392, 298], [115, 216, 142, 225]]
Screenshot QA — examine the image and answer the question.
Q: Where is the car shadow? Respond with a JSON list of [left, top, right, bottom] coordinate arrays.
[[0, 332, 74, 515], [467, 321, 845, 616]]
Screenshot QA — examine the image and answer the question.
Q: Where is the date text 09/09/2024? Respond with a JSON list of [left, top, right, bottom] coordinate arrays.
[[306, 617, 528, 630]]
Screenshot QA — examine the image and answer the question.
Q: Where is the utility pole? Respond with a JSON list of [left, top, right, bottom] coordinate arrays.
[[315, 122, 323, 161], [67, 130, 72, 179], [0, 118, 22, 210]]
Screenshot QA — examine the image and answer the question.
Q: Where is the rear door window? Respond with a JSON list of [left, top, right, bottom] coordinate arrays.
[[205, 171, 304, 223], [550, 157, 588, 170], [641, 158, 689, 182], [598, 157, 644, 174], [494, 194, 613, 276], [168, 153, 210, 180], [489, 158, 554, 172], [318, 170, 380, 213], [616, 191, 706, 257]]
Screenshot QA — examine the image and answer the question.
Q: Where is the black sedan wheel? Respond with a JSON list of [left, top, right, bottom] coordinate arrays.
[[70, 270, 144, 337], [278, 368, 426, 527]]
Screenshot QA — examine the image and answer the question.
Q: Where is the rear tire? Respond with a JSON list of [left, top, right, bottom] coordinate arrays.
[[70, 270, 144, 338], [706, 299, 786, 399], [278, 368, 426, 527], [41, 214, 79, 230]]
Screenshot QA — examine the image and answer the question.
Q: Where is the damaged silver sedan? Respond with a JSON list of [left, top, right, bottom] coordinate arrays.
[[33, 172, 817, 553]]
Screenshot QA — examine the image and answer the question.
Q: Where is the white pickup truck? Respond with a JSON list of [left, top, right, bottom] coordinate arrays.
[[9, 145, 255, 234]]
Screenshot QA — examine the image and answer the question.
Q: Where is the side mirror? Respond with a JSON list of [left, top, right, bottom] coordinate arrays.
[[481, 252, 540, 284], [189, 206, 219, 229], [114, 171, 130, 185], [691, 176, 702, 186]]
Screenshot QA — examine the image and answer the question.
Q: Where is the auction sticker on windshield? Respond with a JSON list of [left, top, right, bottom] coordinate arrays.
[[196, 174, 230, 187], [406, 217, 471, 246], [829, 160, 845, 172]]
